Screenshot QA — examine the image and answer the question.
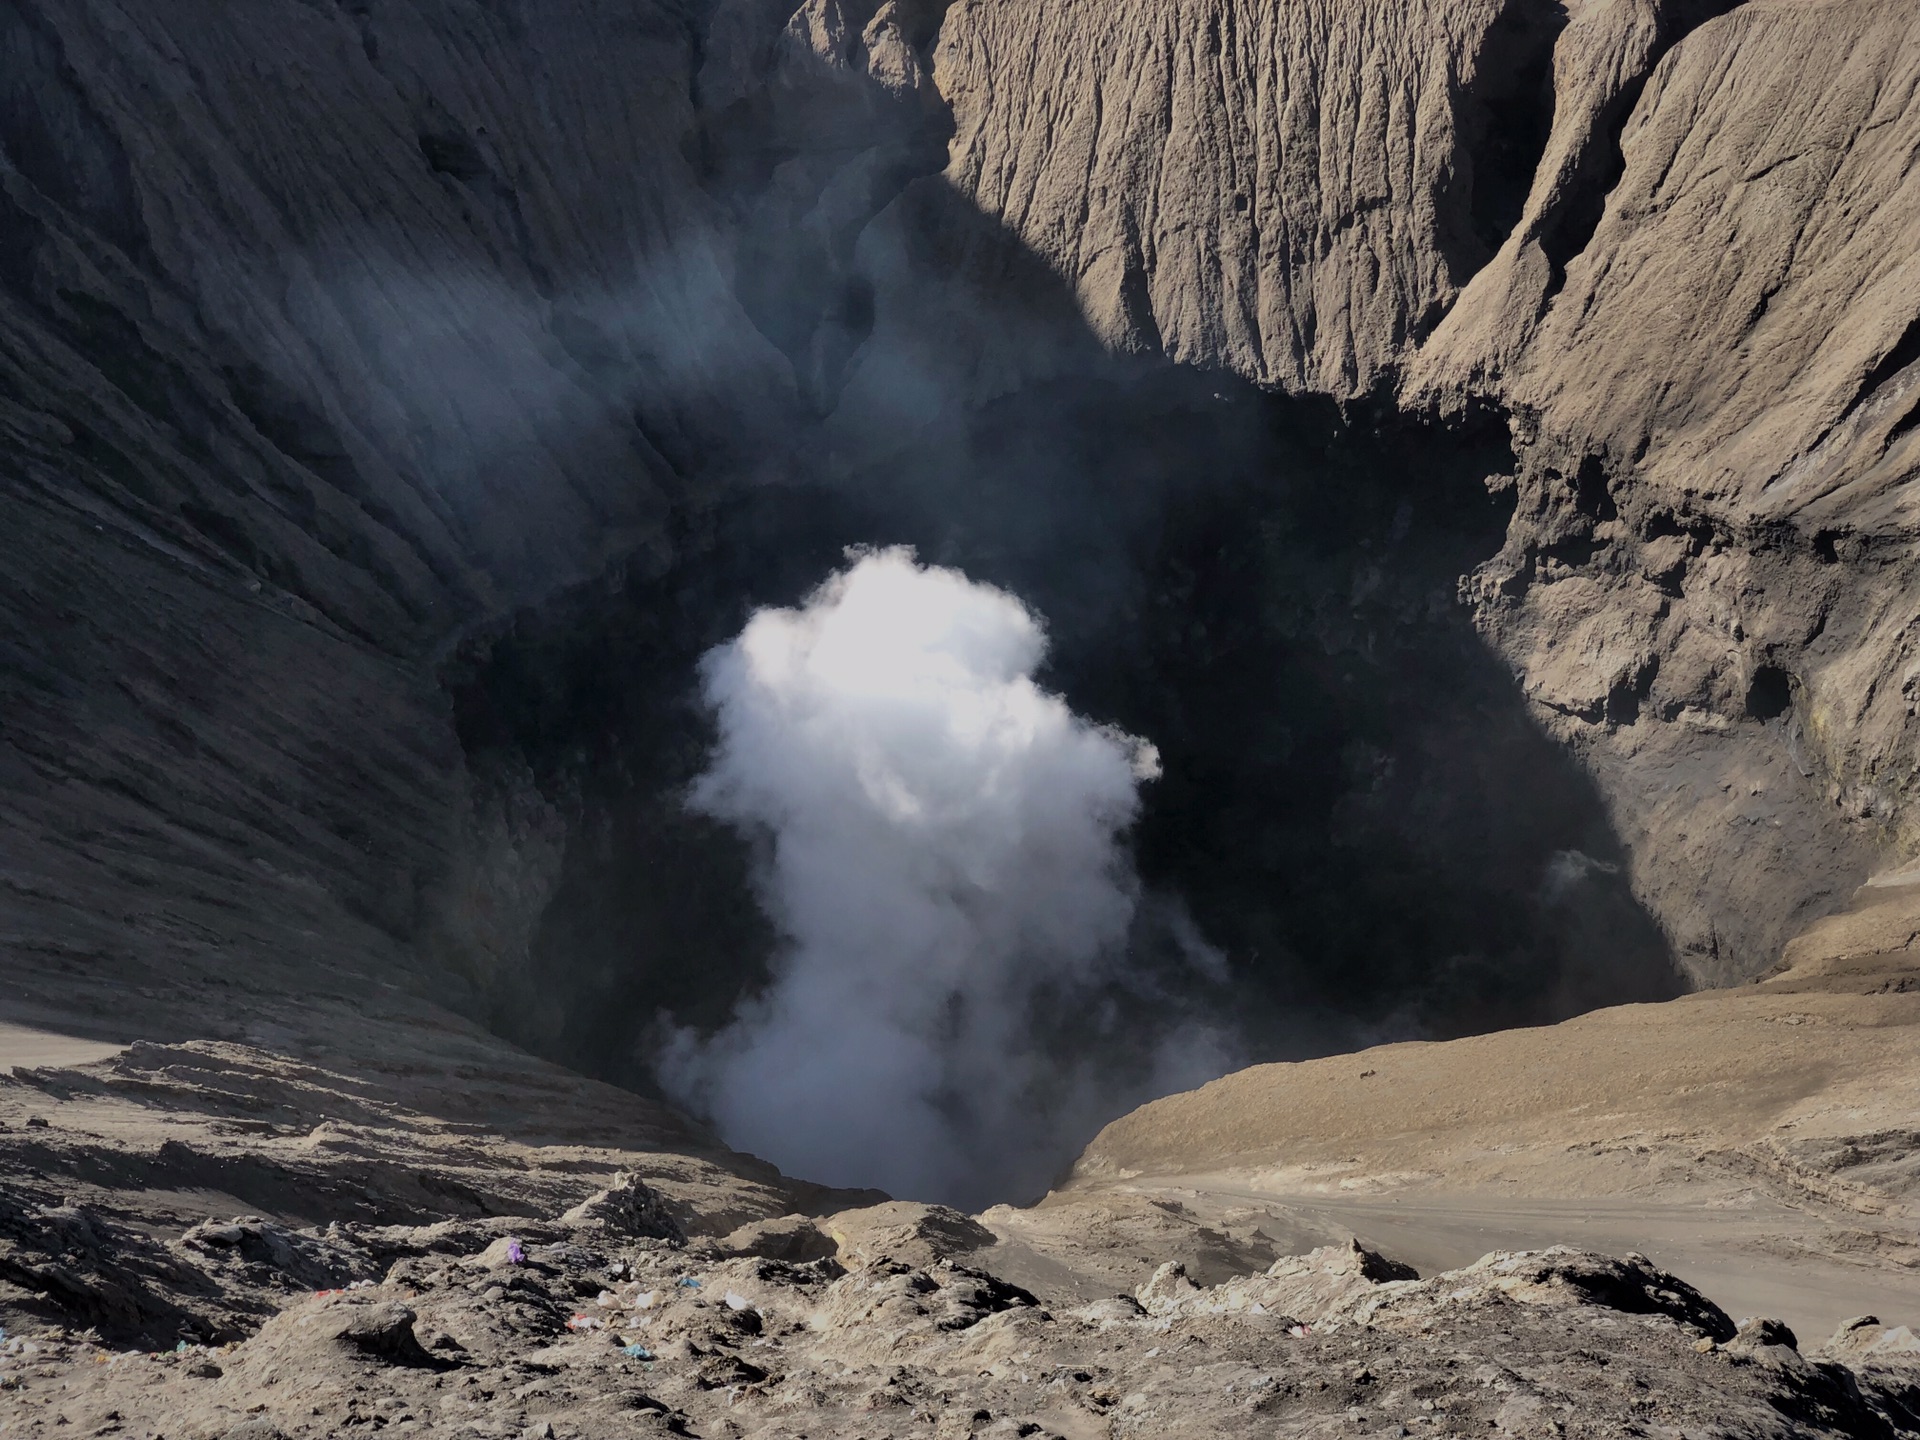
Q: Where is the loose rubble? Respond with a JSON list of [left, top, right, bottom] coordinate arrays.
[[1, 1178, 1913, 1439]]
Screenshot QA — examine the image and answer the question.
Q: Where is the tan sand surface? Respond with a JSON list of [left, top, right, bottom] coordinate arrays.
[[994, 871, 1920, 1343], [0, 1021, 128, 1072]]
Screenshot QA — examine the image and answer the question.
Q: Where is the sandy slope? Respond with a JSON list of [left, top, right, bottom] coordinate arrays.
[[992, 871, 1920, 1342], [0, 1023, 125, 1072]]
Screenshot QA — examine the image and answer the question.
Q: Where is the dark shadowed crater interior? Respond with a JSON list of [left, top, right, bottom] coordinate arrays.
[[442, 364, 1681, 1123]]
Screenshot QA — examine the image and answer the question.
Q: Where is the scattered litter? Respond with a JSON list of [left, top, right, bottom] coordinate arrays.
[[633, 1290, 657, 1310], [676, 1276, 702, 1290], [594, 1290, 618, 1307], [506, 1240, 526, 1265], [1144, 1347, 1161, 1358], [566, 1314, 608, 1332], [622, 1344, 654, 1360], [313, 1280, 376, 1297], [723, 1292, 752, 1312], [175, 1342, 189, 1354], [1288, 1324, 1313, 1338]]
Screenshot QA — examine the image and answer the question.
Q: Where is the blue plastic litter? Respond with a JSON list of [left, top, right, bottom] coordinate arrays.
[[676, 1276, 701, 1289], [622, 1344, 654, 1360]]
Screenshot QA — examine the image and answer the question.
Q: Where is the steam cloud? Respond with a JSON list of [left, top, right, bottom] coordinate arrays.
[[661, 547, 1224, 1204]]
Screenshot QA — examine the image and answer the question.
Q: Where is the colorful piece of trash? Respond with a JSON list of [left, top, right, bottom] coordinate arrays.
[[676, 1276, 701, 1289], [505, 1239, 526, 1265], [622, 1344, 654, 1360], [723, 1291, 752, 1312]]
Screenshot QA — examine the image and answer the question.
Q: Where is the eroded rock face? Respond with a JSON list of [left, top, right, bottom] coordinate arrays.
[[920, 0, 1920, 979], [0, 0, 931, 1040], [2, 0, 1916, 1092], [930, 0, 1552, 392], [1464, 0, 1920, 981], [0, 0, 710, 1027]]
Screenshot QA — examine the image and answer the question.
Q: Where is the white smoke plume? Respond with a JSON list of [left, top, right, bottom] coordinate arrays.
[[660, 546, 1218, 1204]]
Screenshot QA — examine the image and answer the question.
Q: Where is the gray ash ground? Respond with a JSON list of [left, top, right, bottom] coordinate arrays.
[[2, 1181, 1915, 1440]]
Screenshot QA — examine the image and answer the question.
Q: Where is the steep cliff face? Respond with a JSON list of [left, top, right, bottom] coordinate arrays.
[[917, 0, 1920, 981], [1, 0, 1913, 1079], [930, 0, 1552, 391], [0, 0, 787, 1031], [1465, 0, 1920, 982]]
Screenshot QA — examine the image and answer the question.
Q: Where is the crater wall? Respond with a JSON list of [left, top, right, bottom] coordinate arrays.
[[919, 0, 1920, 982], [0, 0, 1913, 1072]]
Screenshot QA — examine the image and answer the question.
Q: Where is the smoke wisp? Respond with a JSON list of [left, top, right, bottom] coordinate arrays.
[[660, 546, 1226, 1204]]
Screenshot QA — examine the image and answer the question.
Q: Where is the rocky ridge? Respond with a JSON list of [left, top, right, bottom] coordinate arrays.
[[10, 1209, 1920, 1438], [3, 1146, 1918, 1439]]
